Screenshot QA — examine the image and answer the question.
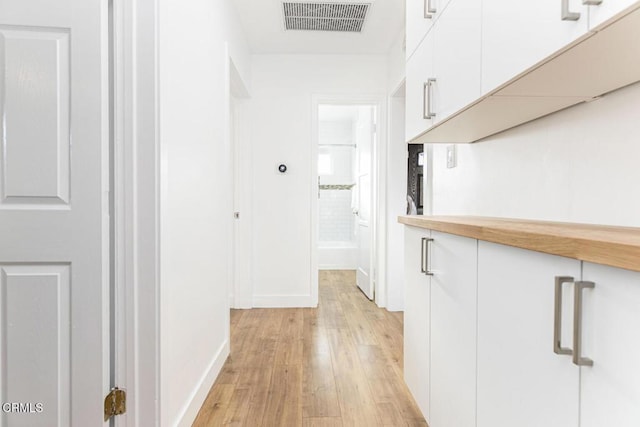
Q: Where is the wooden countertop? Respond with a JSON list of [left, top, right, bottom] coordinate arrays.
[[398, 215, 640, 272]]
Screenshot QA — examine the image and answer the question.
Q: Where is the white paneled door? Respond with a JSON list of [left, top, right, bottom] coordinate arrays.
[[0, 0, 110, 426], [356, 106, 375, 300]]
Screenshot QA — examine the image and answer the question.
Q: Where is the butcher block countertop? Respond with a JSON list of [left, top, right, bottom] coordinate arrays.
[[399, 215, 640, 273]]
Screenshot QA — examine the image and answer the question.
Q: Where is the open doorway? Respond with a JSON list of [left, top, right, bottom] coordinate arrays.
[[315, 103, 378, 300]]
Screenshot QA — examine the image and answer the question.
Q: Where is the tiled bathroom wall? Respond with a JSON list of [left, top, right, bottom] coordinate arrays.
[[319, 188, 355, 242]]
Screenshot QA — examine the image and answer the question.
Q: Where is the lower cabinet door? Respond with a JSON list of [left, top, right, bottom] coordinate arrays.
[[580, 262, 640, 427], [476, 241, 581, 427], [403, 226, 431, 421], [430, 231, 478, 427]]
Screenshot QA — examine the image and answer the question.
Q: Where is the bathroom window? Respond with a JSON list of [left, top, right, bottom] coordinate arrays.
[[318, 153, 333, 175]]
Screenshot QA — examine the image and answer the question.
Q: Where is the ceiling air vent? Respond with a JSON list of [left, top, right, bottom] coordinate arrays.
[[283, 2, 371, 32]]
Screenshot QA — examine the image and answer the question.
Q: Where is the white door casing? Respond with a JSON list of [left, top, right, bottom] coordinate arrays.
[[0, 0, 110, 425]]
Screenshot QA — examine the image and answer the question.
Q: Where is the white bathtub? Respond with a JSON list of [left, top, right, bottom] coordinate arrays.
[[318, 241, 357, 270]]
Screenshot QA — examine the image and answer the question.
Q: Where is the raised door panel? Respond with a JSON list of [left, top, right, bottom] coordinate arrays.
[[481, 0, 589, 95], [589, 0, 639, 28], [405, 30, 435, 142], [477, 241, 580, 427], [580, 263, 640, 427], [0, 265, 70, 426], [432, 0, 482, 123], [0, 27, 70, 207], [403, 226, 431, 421], [429, 231, 477, 427]]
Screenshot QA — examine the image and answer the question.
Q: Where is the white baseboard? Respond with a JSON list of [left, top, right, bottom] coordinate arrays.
[[252, 294, 315, 308], [176, 339, 230, 427], [385, 303, 405, 312], [319, 265, 357, 270], [231, 294, 253, 309]]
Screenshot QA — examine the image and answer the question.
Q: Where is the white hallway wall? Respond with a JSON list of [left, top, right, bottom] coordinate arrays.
[[431, 81, 640, 227], [158, 0, 250, 424], [248, 54, 387, 307]]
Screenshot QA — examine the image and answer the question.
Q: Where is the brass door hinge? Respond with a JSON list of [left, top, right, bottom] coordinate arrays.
[[104, 387, 126, 421]]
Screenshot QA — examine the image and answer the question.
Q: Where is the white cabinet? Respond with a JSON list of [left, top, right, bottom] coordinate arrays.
[[403, 227, 478, 426], [406, 0, 456, 59], [432, 0, 482, 120], [476, 242, 640, 427], [403, 225, 640, 427], [481, 0, 589, 94], [406, 0, 435, 59], [477, 241, 581, 427], [405, 0, 480, 141], [580, 262, 640, 427], [589, 0, 639, 28], [430, 231, 477, 427], [405, 30, 435, 141], [403, 226, 432, 420], [406, 0, 640, 143]]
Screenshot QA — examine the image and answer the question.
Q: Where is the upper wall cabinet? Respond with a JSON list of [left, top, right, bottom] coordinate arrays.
[[406, 0, 640, 143], [405, 0, 481, 141], [481, 0, 588, 95], [406, 30, 435, 141], [406, 0, 456, 59], [433, 0, 482, 122], [589, 0, 639, 27], [406, 0, 435, 59], [495, 4, 640, 98]]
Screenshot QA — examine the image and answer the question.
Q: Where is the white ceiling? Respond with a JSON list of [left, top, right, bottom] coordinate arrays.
[[231, 0, 405, 54]]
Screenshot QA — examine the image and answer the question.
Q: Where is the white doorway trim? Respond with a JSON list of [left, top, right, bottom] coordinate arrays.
[[226, 49, 252, 310], [114, 9, 255, 426], [113, 0, 161, 425], [311, 94, 388, 308], [385, 79, 410, 312]]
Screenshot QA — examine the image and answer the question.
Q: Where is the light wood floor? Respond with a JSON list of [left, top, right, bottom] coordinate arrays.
[[192, 270, 427, 427]]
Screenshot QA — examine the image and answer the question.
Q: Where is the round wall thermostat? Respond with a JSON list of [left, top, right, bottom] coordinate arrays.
[[278, 164, 287, 173]]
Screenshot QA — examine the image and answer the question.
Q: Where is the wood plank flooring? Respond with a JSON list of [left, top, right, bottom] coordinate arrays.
[[193, 270, 427, 427]]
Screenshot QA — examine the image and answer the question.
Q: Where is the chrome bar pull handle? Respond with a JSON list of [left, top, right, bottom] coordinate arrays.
[[423, 79, 436, 120], [420, 237, 428, 274], [562, 0, 581, 20], [573, 281, 595, 366], [424, 0, 436, 19], [554, 276, 574, 356], [424, 238, 434, 276], [582, 0, 602, 5]]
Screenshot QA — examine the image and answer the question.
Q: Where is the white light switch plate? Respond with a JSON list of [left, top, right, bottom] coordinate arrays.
[[446, 145, 457, 168]]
